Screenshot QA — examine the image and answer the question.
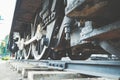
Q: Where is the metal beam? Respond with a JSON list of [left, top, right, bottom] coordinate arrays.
[[80, 21, 120, 41], [47, 60, 120, 78], [15, 59, 120, 78]]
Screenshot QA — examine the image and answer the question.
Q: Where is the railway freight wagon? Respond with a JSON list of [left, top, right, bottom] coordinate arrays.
[[8, 0, 120, 60]]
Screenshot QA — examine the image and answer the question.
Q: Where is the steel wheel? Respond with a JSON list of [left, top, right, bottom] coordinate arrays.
[[23, 44, 32, 60], [23, 35, 33, 60], [69, 53, 91, 60], [68, 49, 91, 60], [15, 50, 24, 60], [32, 36, 49, 60], [49, 50, 63, 60], [100, 39, 120, 58], [31, 14, 49, 60]]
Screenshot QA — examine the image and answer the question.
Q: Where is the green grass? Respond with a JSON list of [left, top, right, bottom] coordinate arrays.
[[1, 56, 10, 60]]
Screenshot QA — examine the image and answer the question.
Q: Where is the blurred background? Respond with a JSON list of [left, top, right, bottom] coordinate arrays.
[[0, 0, 16, 60]]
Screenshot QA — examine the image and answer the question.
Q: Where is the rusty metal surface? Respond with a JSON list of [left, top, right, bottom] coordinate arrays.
[[15, 0, 41, 23], [66, 0, 120, 26], [80, 21, 120, 41], [11, 0, 42, 32], [66, 0, 107, 17]]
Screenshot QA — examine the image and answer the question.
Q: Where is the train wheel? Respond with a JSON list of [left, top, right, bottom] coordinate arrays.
[[69, 54, 90, 60], [49, 50, 63, 60], [23, 35, 33, 60], [19, 50, 24, 60], [100, 39, 120, 58], [32, 39, 49, 60], [15, 50, 24, 60], [15, 52, 18, 59], [69, 53, 91, 60], [31, 14, 50, 60], [23, 44, 32, 60], [31, 30, 49, 60]]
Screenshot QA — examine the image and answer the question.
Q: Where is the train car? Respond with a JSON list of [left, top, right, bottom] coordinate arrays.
[[8, 0, 120, 60]]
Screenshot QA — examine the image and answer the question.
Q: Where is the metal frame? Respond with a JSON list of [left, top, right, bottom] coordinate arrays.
[[47, 60, 120, 78], [80, 21, 120, 41]]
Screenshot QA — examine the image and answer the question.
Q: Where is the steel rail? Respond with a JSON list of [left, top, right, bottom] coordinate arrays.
[[13, 59, 120, 78]]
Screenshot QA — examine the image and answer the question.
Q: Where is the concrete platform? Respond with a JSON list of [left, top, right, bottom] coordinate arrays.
[[28, 71, 82, 80], [22, 67, 60, 78], [9, 61, 35, 73]]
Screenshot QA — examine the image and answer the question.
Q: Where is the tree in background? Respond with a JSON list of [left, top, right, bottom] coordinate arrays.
[[0, 35, 10, 56]]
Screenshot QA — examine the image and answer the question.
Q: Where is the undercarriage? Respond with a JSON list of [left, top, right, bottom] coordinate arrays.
[[8, 0, 120, 60]]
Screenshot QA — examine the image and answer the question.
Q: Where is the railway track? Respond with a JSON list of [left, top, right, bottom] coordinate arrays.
[[10, 59, 120, 79]]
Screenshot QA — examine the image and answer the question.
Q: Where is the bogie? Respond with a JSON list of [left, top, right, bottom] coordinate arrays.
[[8, 0, 120, 60]]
